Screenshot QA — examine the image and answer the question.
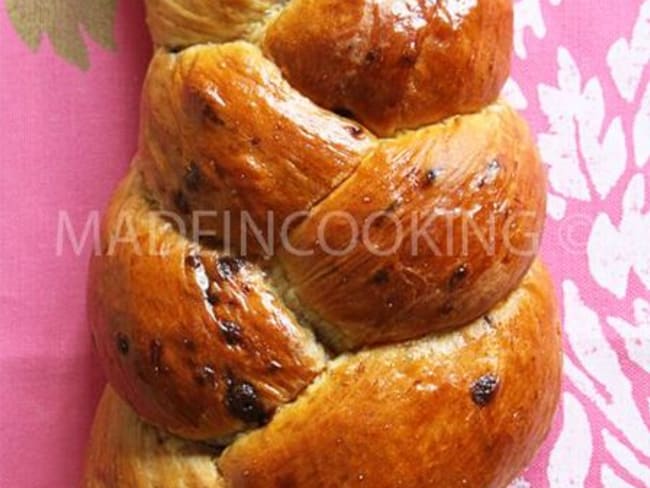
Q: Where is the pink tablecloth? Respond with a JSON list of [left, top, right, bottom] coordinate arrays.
[[1, 1, 648, 486]]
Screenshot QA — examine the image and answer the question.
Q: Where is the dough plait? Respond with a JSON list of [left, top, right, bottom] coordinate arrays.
[[84, 1, 562, 487]]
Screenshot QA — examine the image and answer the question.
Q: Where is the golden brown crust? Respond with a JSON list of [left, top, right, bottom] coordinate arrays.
[[137, 39, 544, 349], [86, 0, 563, 486], [144, 0, 284, 47], [280, 101, 546, 349], [138, 42, 375, 255], [83, 386, 224, 487], [264, 0, 513, 135], [146, 0, 512, 135], [88, 170, 326, 441], [220, 262, 562, 488], [85, 261, 561, 488]]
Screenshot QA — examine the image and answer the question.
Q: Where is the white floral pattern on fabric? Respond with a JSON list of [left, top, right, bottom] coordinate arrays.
[[634, 83, 650, 169], [538, 48, 627, 201], [607, 1, 650, 103], [513, 0, 563, 60], [511, 1, 650, 482], [608, 299, 650, 375], [588, 175, 650, 298], [547, 392, 592, 487]]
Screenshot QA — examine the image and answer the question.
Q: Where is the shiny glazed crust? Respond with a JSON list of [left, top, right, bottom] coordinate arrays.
[[264, 0, 513, 135], [88, 170, 326, 440], [85, 0, 563, 486], [84, 262, 561, 487]]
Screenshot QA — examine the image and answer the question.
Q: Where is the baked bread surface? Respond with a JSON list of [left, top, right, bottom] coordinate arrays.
[[84, 1, 562, 486]]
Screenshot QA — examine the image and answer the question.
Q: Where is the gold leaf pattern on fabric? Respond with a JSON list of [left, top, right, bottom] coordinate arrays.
[[6, 0, 118, 70]]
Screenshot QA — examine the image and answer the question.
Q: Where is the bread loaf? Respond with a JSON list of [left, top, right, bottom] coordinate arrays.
[[83, 1, 562, 486]]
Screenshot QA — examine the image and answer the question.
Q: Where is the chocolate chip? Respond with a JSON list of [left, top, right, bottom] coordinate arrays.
[[333, 107, 355, 119], [250, 136, 261, 146], [184, 85, 223, 125], [225, 376, 268, 424], [206, 285, 220, 305], [488, 159, 501, 172], [184, 162, 201, 191], [448, 265, 469, 290], [154, 429, 167, 445], [474, 159, 501, 189], [424, 168, 443, 186], [217, 257, 245, 278], [185, 254, 202, 269], [371, 269, 390, 285], [182, 338, 196, 351], [439, 301, 454, 315], [365, 49, 380, 64], [150, 339, 164, 374], [202, 103, 223, 125], [470, 374, 499, 407], [400, 52, 418, 66], [346, 125, 364, 138], [174, 191, 190, 213], [399, 43, 419, 67], [116, 333, 129, 355], [219, 320, 243, 346]]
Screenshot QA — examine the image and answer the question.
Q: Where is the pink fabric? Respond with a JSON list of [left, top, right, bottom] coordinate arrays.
[[0, 1, 648, 486]]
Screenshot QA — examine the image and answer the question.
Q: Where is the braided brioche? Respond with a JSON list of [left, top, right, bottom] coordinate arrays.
[[84, 1, 562, 486]]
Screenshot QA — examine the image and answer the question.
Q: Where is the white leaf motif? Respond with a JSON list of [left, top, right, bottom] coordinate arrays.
[[547, 193, 567, 220], [538, 48, 627, 201], [514, 0, 546, 60], [587, 174, 650, 298], [577, 79, 628, 199], [608, 299, 650, 374], [538, 48, 589, 201], [513, 0, 562, 59], [562, 281, 650, 458], [634, 82, 650, 168], [607, 0, 650, 102], [502, 78, 528, 110], [547, 392, 592, 487]]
